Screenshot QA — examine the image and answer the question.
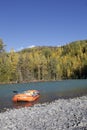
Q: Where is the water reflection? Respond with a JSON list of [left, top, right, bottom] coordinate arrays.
[[13, 99, 40, 109]]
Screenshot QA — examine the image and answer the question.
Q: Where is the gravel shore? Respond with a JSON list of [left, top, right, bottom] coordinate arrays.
[[0, 96, 87, 130]]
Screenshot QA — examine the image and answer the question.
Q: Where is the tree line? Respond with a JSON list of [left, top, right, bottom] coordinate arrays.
[[0, 38, 87, 83]]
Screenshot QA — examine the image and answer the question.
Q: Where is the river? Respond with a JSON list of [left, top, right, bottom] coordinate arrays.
[[0, 79, 87, 112]]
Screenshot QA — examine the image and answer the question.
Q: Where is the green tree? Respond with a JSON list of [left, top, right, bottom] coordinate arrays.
[[0, 39, 5, 53]]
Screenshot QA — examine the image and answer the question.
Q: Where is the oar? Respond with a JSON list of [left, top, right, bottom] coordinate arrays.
[[13, 90, 18, 93]]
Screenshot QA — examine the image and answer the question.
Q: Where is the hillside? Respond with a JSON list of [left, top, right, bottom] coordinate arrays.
[[0, 40, 87, 83]]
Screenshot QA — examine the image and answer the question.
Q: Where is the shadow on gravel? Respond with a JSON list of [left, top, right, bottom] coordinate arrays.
[[72, 126, 87, 130]]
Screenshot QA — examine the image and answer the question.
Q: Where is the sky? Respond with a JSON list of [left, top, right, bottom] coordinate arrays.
[[0, 0, 87, 51]]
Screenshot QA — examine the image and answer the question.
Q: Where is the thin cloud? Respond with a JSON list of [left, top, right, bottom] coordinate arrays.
[[27, 45, 35, 48], [16, 45, 35, 52], [16, 46, 24, 51]]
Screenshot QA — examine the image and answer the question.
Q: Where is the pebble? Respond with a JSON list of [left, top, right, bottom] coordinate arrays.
[[0, 96, 87, 130]]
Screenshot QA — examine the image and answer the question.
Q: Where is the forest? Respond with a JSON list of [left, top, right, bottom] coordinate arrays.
[[0, 39, 87, 83]]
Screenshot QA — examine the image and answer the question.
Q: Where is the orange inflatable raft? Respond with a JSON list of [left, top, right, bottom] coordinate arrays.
[[12, 90, 40, 102]]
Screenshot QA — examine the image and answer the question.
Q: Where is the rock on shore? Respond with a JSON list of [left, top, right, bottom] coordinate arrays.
[[0, 96, 87, 130]]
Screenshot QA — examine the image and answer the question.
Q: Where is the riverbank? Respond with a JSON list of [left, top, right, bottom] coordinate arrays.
[[0, 79, 63, 85], [0, 96, 87, 130]]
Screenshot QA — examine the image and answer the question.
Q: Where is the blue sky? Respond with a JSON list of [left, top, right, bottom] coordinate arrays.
[[0, 0, 87, 51]]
